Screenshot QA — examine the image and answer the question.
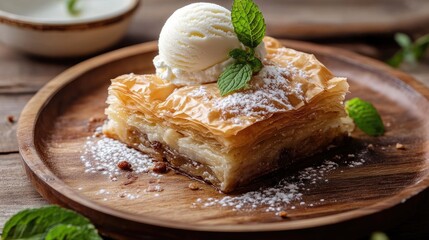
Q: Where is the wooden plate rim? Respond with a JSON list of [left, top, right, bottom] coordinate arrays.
[[269, 14, 429, 38], [17, 40, 429, 233]]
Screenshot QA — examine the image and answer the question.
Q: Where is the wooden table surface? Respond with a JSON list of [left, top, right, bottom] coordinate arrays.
[[1, 1, 429, 239]]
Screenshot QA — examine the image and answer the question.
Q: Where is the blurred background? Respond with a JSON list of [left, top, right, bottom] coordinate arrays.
[[134, 0, 429, 40]]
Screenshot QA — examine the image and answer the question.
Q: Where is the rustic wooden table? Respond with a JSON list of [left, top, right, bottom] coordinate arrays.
[[1, 1, 429, 239]]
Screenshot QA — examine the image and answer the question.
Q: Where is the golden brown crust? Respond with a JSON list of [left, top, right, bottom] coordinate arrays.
[[103, 36, 352, 192], [106, 37, 349, 149]]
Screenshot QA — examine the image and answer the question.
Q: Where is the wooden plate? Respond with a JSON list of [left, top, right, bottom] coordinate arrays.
[[17, 40, 429, 240], [134, 0, 429, 40]]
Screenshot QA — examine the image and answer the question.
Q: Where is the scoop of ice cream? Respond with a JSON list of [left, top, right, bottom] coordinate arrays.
[[154, 2, 266, 86]]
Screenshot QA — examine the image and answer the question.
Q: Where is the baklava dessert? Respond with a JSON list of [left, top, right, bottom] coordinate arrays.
[[103, 2, 353, 193]]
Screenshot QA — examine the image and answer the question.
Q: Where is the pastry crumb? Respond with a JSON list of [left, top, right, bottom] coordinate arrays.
[[6, 115, 15, 123], [188, 182, 200, 190], [117, 160, 133, 171], [123, 177, 138, 185], [146, 185, 164, 192], [396, 143, 406, 150], [123, 172, 138, 185], [152, 162, 167, 173], [278, 211, 288, 218], [89, 117, 104, 123]]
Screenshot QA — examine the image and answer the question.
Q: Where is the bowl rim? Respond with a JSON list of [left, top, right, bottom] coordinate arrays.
[[0, 0, 140, 30]]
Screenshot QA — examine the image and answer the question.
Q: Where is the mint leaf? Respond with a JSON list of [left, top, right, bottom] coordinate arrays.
[[217, 0, 266, 95], [387, 50, 405, 68], [231, 0, 266, 48], [248, 57, 262, 72], [370, 232, 390, 240], [229, 48, 262, 73], [345, 98, 385, 136], [2, 205, 101, 240], [67, 0, 81, 16], [395, 33, 412, 48], [217, 63, 252, 96], [229, 48, 248, 63], [388, 33, 429, 68], [44, 224, 101, 240], [414, 34, 429, 59]]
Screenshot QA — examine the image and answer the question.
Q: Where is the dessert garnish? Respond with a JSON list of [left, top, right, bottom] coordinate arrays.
[[345, 98, 385, 136], [217, 0, 266, 96], [2, 205, 102, 240], [67, 0, 81, 16], [154, 1, 266, 87], [388, 33, 429, 68]]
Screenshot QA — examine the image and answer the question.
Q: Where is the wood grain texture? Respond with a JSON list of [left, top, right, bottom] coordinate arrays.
[[0, 94, 33, 153], [16, 40, 429, 239], [0, 46, 74, 94], [0, 154, 46, 232]]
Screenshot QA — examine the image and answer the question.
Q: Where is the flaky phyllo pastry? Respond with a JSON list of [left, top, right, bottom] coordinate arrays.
[[103, 37, 353, 192]]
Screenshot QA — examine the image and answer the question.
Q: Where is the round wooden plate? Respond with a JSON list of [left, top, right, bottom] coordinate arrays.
[[17, 40, 429, 240]]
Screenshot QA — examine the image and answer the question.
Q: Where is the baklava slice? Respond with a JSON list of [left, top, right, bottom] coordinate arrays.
[[103, 38, 353, 193]]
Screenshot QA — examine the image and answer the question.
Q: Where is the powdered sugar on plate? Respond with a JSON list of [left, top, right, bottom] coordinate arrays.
[[193, 159, 341, 212], [80, 127, 155, 180], [81, 128, 370, 212]]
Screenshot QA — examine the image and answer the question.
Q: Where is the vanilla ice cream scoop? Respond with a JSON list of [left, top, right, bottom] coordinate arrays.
[[154, 2, 266, 86]]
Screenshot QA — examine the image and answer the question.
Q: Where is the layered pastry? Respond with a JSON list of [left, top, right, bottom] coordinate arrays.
[[103, 3, 353, 193]]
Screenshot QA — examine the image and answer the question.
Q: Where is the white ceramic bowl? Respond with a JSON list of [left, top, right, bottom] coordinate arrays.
[[0, 0, 140, 57]]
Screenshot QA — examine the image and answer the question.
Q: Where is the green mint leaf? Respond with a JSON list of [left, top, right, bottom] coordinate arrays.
[[44, 224, 101, 240], [67, 0, 81, 16], [229, 48, 248, 63], [217, 0, 265, 95], [370, 232, 390, 240], [217, 63, 252, 96], [414, 34, 429, 59], [231, 0, 266, 48], [345, 98, 385, 136], [395, 33, 412, 48], [248, 57, 262, 73], [404, 49, 418, 64], [388, 33, 429, 67], [2, 205, 101, 240], [387, 50, 405, 68]]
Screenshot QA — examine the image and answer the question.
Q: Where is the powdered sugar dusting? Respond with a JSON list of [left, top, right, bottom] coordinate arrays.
[[80, 129, 371, 211], [188, 61, 307, 123], [216, 64, 305, 117], [194, 159, 340, 212], [80, 127, 155, 179]]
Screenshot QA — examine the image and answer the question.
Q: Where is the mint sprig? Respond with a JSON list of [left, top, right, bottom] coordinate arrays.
[[218, 63, 252, 96], [67, 0, 81, 16], [387, 33, 429, 68], [2, 205, 102, 240], [345, 98, 385, 137], [231, 0, 266, 48], [217, 0, 266, 96]]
